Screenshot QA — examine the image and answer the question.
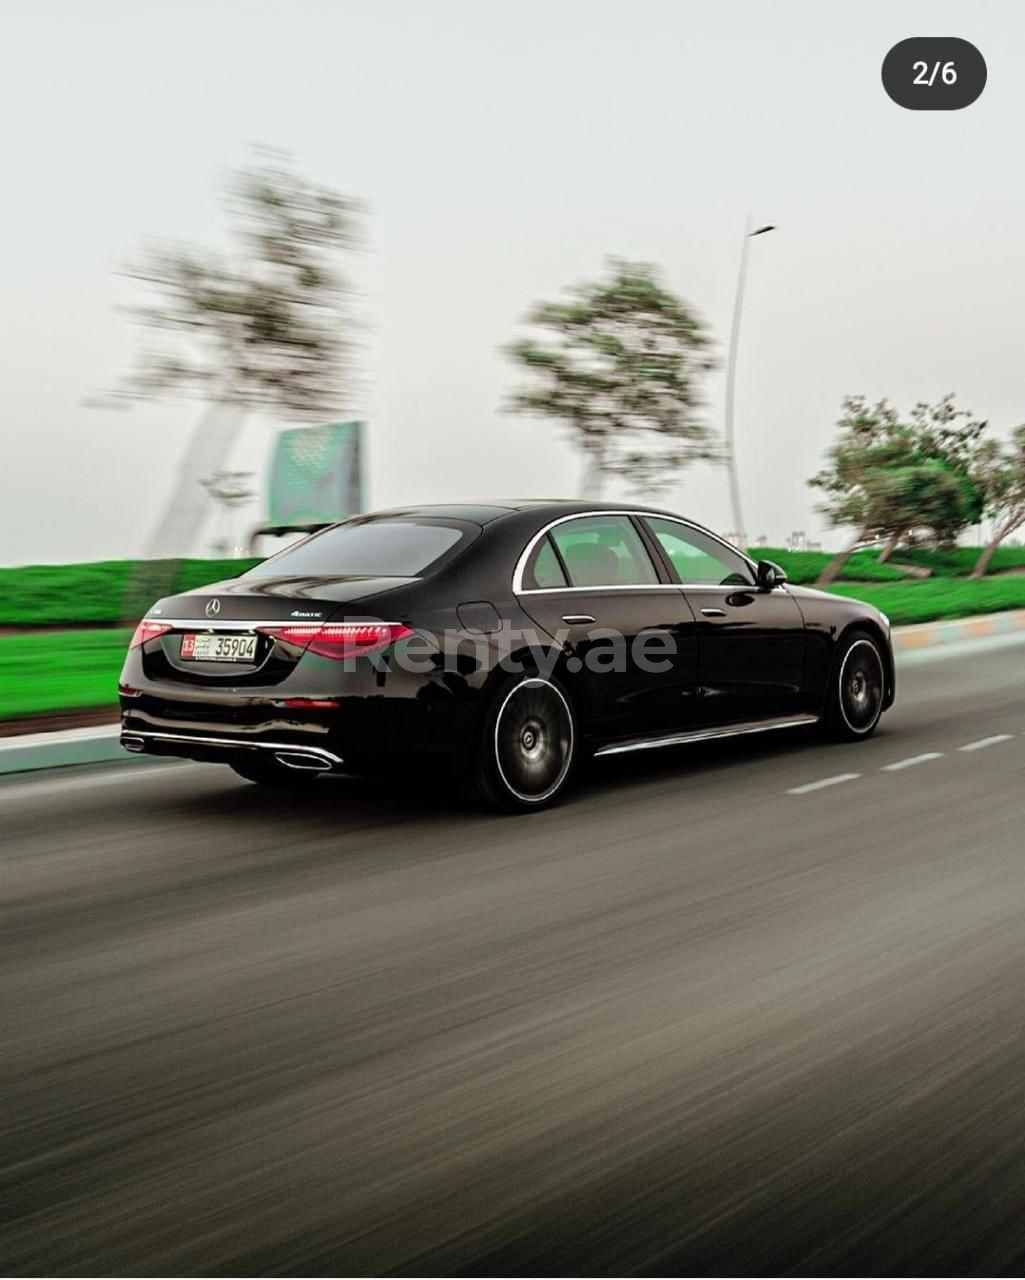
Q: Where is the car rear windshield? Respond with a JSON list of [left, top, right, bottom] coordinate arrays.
[[242, 519, 473, 579]]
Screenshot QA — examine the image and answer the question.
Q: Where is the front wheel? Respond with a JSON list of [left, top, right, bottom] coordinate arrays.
[[824, 631, 885, 741], [461, 674, 577, 812]]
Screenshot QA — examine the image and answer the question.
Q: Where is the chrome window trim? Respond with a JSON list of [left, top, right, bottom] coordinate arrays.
[[512, 510, 757, 595], [516, 584, 690, 596], [514, 583, 778, 597], [670, 583, 758, 592]]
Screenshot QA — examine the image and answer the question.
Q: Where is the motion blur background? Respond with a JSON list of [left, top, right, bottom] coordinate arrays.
[[3, 0, 1023, 563], [6, 4, 1025, 1277]]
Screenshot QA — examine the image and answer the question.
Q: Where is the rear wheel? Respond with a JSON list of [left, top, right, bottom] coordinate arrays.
[[824, 631, 885, 740], [229, 756, 323, 787], [461, 674, 577, 812]]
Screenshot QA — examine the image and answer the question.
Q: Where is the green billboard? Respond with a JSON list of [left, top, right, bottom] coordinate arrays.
[[267, 421, 363, 526]]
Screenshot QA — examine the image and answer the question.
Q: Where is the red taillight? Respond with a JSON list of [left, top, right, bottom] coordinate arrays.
[[128, 621, 172, 649], [257, 622, 414, 660]]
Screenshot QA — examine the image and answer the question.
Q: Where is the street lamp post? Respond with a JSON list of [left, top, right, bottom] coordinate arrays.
[[724, 220, 775, 550]]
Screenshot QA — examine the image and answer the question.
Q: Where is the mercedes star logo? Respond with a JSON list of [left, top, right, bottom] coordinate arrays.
[[205, 598, 221, 617]]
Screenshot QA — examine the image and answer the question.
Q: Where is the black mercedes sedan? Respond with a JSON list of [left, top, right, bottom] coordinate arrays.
[[119, 501, 895, 811]]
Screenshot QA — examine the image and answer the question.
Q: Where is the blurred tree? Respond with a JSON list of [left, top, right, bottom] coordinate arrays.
[[811, 396, 987, 584], [114, 149, 361, 560], [971, 426, 1025, 577], [200, 470, 255, 558], [505, 259, 717, 497], [907, 396, 987, 549]]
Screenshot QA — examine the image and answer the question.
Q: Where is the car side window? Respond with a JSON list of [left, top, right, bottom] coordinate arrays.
[[550, 516, 659, 588], [644, 517, 754, 587], [522, 534, 568, 590]]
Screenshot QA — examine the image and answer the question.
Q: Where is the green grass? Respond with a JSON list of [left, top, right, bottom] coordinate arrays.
[[760, 544, 1025, 584], [0, 558, 260, 627], [763, 543, 1025, 582], [0, 629, 131, 718], [876, 544, 1025, 578], [759, 547, 908, 585], [824, 577, 1025, 626]]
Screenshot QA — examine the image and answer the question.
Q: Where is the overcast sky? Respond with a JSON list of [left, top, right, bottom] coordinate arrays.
[[2, 0, 1021, 565]]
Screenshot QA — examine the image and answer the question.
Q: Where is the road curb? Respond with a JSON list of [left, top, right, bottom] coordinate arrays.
[[0, 725, 124, 777], [891, 608, 1025, 651], [3, 608, 1025, 775]]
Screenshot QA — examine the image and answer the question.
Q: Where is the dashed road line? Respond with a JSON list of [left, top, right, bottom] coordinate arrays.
[[881, 752, 945, 772], [787, 773, 862, 796], [958, 734, 1013, 753]]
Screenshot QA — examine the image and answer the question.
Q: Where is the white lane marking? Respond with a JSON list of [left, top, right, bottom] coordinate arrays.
[[882, 752, 945, 771], [787, 772, 862, 796], [0, 762, 192, 804], [958, 734, 1013, 753]]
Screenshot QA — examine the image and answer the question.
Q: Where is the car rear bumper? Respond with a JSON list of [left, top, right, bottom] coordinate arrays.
[[118, 681, 472, 769], [120, 728, 344, 772]]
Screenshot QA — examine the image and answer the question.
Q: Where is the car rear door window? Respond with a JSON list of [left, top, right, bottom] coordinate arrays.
[[522, 535, 568, 590], [551, 516, 659, 588]]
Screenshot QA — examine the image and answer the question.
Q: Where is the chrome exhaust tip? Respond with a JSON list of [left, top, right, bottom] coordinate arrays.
[[273, 751, 332, 772], [121, 735, 147, 753]]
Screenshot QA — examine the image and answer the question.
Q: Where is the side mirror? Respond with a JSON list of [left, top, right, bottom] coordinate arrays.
[[756, 559, 787, 590]]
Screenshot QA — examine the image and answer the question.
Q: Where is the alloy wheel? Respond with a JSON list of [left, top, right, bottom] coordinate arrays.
[[493, 678, 574, 805], [839, 639, 884, 735]]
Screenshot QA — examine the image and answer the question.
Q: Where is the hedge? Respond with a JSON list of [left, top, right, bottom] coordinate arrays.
[[0, 629, 132, 717], [0, 558, 260, 627], [758, 548, 908, 585]]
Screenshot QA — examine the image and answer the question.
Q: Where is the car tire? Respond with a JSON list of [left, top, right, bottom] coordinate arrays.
[[460, 673, 577, 812], [823, 629, 886, 741], [229, 756, 323, 786]]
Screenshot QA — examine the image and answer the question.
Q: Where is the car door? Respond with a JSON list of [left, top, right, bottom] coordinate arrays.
[[515, 513, 698, 741], [641, 516, 806, 724]]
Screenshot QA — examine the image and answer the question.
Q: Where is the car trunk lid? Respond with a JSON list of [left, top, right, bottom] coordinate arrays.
[[139, 574, 415, 686]]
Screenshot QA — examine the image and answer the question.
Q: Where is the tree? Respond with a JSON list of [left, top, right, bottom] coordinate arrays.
[[810, 395, 986, 584], [905, 395, 986, 549], [505, 259, 717, 497], [115, 149, 361, 558], [971, 426, 1025, 577]]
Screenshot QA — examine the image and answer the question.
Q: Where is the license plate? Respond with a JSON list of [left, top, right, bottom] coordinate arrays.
[[180, 633, 258, 663]]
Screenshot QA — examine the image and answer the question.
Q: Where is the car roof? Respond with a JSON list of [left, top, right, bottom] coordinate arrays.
[[358, 499, 683, 525], [356, 503, 525, 524]]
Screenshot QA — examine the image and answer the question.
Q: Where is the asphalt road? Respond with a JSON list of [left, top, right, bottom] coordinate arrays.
[[3, 636, 1025, 1276]]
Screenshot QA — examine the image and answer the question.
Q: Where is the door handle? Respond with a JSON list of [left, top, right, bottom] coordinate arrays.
[[561, 614, 595, 624], [700, 607, 727, 617]]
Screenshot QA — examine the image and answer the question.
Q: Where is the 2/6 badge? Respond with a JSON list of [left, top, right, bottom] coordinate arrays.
[[882, 37, 986, 110]]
